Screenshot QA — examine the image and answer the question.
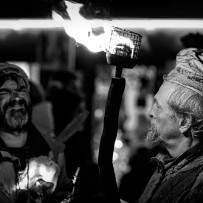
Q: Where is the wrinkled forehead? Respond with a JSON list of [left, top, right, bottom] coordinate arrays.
[[155, 81, 176, 101], [0, 74, 27, 89], [0, 64, 30, 91]]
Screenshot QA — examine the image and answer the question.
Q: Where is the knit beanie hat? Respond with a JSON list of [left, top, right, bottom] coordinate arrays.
[[164, 48, 203, 97]]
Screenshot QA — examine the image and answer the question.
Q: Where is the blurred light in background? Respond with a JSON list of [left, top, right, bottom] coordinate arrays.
[[113, 152, 119, 161], [115, 139, 123, 149], [0, 19, 203, 30], [94, 109, 104, 119], [9, 61, 30, 78]]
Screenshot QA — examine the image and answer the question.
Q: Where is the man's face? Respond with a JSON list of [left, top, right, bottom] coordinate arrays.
[[146, 81, 181, 146], [0, 78, 31, 132]]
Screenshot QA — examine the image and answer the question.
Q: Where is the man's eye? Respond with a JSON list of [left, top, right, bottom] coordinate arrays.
[[0, 89, 9, 95], [0, 92, 7, 95], [19, 87, 28, 93], [153, 101, 161, 112]]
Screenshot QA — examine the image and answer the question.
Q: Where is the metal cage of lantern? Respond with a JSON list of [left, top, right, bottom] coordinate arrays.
[[107, 26, 142, 60], [106, 26, 142, 78]]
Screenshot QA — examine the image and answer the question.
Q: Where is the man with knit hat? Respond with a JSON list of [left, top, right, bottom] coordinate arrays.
[[0, 63, 71, 203], [136, 48, 203, 202]]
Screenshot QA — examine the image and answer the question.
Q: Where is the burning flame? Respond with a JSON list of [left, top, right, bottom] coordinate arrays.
[[17, 156, 59, 192], [108, 35, 135, 57], [52, 1, 112, 52]]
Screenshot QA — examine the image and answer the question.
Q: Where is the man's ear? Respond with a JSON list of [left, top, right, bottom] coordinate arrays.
[[179, 113, 193, 134]]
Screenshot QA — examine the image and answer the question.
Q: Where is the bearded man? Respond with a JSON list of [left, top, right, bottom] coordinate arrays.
[[137, 48, 203, 203], [99, 47, 203, 203], [0, 63, 71, 203]]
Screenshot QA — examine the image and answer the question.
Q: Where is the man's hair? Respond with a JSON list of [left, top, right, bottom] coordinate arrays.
[[166, 82, 203, 136], [163, 48, 203, 136], [167, 83, 203, 116]]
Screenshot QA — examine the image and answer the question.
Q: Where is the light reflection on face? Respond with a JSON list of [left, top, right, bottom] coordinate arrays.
[[0, 78, 31, 132]]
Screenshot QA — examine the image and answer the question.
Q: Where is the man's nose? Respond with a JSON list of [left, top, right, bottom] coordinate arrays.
[[11, 91, 22, 102], [148, 107, 154, 118]]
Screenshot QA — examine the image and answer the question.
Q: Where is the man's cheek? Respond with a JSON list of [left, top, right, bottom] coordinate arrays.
[[157, 116, 168, 128], [0, 98, 6, 112]]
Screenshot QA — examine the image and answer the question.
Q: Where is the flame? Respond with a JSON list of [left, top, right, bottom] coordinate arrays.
[[52, 1, 112, 53], [108, 35, 134, 56], [17, 156, 59, 192]]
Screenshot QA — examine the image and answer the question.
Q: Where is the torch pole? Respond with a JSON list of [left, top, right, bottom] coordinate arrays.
[[98, 66, 125, 203], [115, 66, 123, 78]]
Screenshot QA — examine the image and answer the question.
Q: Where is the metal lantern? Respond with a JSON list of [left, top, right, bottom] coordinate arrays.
[[106, 26, 142, 69]]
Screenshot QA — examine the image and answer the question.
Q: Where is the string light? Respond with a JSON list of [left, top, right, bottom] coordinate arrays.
[[0, 19, 203, 30]]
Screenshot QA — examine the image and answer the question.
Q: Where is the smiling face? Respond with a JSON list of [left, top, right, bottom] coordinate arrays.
[[146, 81, 181, 147], [0, 77, 31, 132]]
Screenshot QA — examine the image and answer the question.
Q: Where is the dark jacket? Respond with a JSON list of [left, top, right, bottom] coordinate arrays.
[[138, 144, 203, 203]]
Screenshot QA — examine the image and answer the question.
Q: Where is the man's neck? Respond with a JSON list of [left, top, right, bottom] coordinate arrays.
[[164, 136, 199, 158], [0, 131, 27, 148]]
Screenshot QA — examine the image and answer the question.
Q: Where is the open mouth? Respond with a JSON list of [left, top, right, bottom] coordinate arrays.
[[12, 106, 25, 110], [6, 105, 27, 117], [8, 104, 25, 111]]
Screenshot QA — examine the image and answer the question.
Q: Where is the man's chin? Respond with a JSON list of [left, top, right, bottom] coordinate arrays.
[[5, 114, 29, 131], [6, 123, 27, 132], [145, 133, 162, 147]]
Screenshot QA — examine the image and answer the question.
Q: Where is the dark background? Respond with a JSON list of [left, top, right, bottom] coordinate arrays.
[[0, 0, 203, 19]]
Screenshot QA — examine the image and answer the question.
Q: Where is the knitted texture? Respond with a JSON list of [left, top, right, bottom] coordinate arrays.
[[164, 48, 203, 97]]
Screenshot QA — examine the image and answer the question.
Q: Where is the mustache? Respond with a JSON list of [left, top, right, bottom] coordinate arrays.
[[3, 98, 29, 112], [145, 123, 155, 137], [148, 123, 156, 133]]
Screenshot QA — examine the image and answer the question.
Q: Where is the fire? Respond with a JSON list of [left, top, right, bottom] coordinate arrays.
[[52, 1, 112, 52], [17, 156, 59, 193], [108, 35, 135, 57]]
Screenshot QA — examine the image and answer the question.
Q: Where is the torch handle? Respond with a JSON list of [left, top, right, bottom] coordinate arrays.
[[98, 77, 126, 203], [115, 66, 123, 78]]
